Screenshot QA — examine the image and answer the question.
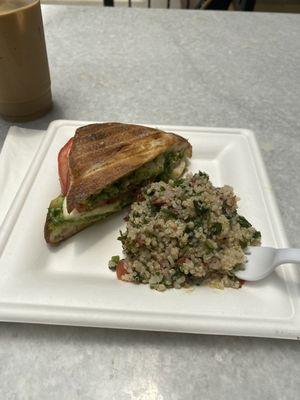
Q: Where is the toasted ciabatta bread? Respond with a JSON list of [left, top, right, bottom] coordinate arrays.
[[66, 122, 192, 212]]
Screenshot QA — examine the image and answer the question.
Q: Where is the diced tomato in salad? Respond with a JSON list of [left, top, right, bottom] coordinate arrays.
[[58, 138, 73, 195], [116, 260, 127, 280], [176, 257, 189, 265]]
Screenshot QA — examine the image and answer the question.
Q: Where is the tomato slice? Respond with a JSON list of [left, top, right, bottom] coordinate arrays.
[[58, 138, 73, 195], [116, 260, 127, 280]]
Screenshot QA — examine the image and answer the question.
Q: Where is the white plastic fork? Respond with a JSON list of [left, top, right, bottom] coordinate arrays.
[[235, 246, 300, 281]]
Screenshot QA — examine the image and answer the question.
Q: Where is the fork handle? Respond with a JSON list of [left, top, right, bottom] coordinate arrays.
[[275, 248, 300, 266]]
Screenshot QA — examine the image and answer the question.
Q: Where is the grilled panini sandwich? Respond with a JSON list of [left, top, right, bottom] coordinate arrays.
[[45, 122, 192, 245]]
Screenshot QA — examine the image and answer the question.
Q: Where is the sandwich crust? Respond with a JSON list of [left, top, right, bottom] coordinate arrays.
[[66, 123, 192, 211]]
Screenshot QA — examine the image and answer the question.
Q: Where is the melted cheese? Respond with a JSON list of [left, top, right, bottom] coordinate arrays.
[[171, 160, 186, 178], [62, 197, 120, 221], [63, 197, 80, 220]]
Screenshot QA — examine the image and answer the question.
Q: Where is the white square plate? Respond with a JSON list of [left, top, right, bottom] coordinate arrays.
[[0, 120, 299, 339]]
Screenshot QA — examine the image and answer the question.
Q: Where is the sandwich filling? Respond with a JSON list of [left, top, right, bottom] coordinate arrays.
[[47, 150, 189, 229]]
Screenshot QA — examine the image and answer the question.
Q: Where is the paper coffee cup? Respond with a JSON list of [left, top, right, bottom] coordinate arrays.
[[0, 0, 52, 122]]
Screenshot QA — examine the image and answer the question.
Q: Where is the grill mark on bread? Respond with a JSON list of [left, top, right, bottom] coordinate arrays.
[[66, 123, 192, 212]]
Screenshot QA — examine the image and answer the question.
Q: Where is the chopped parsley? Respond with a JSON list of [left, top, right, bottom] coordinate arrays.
[[211, 222, 222, 235], [108, 255, 120, 271], [193, 200, 210, 217], [161, 208, 177, 219], [253, 231, 261, 240], [237, 215, 252, 228]]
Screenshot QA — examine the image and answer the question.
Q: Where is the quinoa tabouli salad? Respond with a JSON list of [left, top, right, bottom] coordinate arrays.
[[108, 171, 261, 291]]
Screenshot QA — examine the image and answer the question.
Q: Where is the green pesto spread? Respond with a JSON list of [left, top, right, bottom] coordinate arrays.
[[47, 150, 186, 230], [83, 150, 185, 209]]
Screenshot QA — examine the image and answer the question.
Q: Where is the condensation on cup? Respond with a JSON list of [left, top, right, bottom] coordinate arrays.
[[0, 0, 52, 122]]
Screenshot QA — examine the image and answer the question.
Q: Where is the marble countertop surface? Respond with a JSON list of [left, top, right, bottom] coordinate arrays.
[[0, 5, 299, 399]]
